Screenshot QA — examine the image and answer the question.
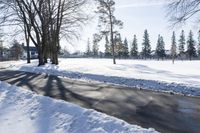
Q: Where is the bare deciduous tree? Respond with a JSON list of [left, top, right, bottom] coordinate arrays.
[[167, 0, 200, 26], [0, 0, 88, 65]]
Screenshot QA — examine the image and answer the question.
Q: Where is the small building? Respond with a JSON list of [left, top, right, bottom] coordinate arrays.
[[22, 44, 38, 59]]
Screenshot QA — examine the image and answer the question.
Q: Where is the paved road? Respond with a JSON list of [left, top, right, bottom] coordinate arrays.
[[0, 70, 200, 133]]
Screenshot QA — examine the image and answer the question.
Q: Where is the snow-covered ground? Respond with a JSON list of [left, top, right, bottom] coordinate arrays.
[[1, 58, 200, 96], [0, 81, 157, 133]]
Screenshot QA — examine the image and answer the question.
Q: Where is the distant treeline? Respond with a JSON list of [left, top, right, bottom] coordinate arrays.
[[61, 29, 200, 61]]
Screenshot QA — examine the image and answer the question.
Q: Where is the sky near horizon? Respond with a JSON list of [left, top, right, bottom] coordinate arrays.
[[65, 0, 198, 53]]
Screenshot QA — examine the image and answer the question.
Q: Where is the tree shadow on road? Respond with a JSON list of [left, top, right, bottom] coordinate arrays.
[[0, 70, 101, 109]]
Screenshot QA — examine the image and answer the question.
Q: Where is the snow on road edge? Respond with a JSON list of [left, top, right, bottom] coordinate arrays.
[[16, 65, 200, 97], [0, 81, 158, 133]]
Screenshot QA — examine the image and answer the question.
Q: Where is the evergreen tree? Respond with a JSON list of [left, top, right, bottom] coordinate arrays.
[[86, 38, 91, 56], [197, 30, 200, 57], [0, 28, 3, 40], [115, 34, 123, 58], [171, 31, 177, 64], [160, 36, 166, 59], [10, 40, 23, 60], [178, 30, 186, 55], [156, 35, 166, 60], [96, 0, 123, 64], [123, 38, 129, 58], [105, 35, 111, 57], [187, 30, 197, 60], [92, 38, 99, 57], [156, 34, 161, 59], [130, 35, 138, 58], [142, 29, 151, 59], [0, 28, 3, 59], [0, 41, 3, 59]]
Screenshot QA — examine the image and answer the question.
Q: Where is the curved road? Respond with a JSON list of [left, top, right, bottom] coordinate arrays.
[[0, 70, 200, 133]]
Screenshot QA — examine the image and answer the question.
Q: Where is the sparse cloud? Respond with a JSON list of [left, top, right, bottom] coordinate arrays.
[[116, 0, 171, 9]]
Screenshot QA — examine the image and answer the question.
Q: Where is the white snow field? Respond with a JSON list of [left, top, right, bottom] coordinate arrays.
[[0, 81, 158, 133], [1, 58, 200, 96]]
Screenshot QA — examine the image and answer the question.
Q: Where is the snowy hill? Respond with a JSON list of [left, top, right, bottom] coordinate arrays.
[[0, 81, 157, 133]]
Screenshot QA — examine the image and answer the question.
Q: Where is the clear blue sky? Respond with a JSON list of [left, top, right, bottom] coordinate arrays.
[[65, 0, 198, 53]]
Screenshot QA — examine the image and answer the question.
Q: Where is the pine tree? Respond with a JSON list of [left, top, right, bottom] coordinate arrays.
[[92, 40, 99, 57], [197, 30, 200, 57], [187, 30, 197, 60], [156, 34, 161, 59], [115, 34, 123, 58], [0, 28, 3, 60], [156, 35, 166, 60], [160, 36, 166, 59], [86, 38, 91, 56], [171, 31, 177, 64], [142, 29, 151, 59], [105, 35, 111, 57], [123, 38, 129, 58], [0, 41, 3, 59], [96, 0, 123, 64], [0, 28, 3, 39], [178, 30, 186, 56], [10, 40, 23, 60], [130, 35, 138, 58]]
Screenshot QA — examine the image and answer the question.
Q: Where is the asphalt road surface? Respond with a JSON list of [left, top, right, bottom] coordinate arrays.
[[0, 70, 200, 133]]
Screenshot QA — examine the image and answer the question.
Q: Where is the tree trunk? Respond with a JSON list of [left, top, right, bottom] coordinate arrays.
[[38, 46, 45, 66], [172, 56, 175, 64], [109, 12, 116, 64], [51, 38, 58, 65], [24, 24, 30, 63], [42, 39, 48, 64], [26, 37, 31, 64]]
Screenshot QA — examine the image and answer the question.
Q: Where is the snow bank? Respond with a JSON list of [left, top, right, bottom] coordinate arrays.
[[0, 60, 24, 69], [2, 58, 200, 96], [0, 81, 158, 133]]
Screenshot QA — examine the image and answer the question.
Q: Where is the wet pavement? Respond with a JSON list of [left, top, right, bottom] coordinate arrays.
[[0, 70, 200, 133]]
